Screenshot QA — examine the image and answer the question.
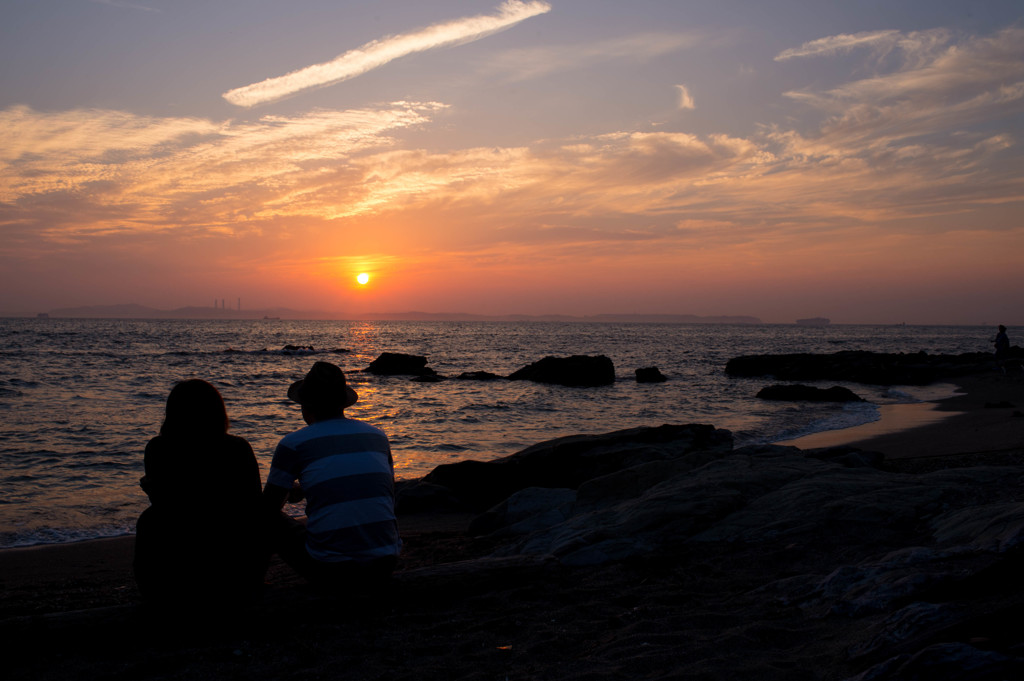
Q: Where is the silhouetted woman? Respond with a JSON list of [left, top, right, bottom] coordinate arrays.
[[134, 379, 267, 611]]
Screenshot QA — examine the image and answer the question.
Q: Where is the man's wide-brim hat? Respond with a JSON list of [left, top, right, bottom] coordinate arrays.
[[288, 361, 358, 408]]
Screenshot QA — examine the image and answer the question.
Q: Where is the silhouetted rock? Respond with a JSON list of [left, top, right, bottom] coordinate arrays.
[[401, 424, 733, 512], [507, 355, 615, 387], [411, 374, 445, 383], [756, 384, 865, 402], [394, 480, 464, 514], [456, 371, 503, 381], [366, 352, 435, 376], [635, 366, 667, 383], [725, 350, 1013, 385]]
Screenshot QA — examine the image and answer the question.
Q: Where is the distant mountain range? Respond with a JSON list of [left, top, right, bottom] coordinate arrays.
[[46, 303, 314, 320], [42, 304, 763, 324]]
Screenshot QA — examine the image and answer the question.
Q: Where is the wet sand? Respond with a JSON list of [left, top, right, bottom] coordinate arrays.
[[4, 369, 1022, 681], [779, 371, 1023, 459]]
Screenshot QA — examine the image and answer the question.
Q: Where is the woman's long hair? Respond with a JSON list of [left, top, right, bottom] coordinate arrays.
[[160, 379, 229, 439]]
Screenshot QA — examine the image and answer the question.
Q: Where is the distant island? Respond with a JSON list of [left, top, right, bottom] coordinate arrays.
[[795, 317, 830, 327], [39, 304, 762, 324]]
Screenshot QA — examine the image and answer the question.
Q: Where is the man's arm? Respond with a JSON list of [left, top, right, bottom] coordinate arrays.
[[263, 480, 306, 510], [263, 482, 290, 511]]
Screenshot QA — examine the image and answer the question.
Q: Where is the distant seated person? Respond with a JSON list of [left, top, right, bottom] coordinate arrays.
[[264, 361, 401, 589], [134, 379, 268, 612], [993, 325, 1010, 359]]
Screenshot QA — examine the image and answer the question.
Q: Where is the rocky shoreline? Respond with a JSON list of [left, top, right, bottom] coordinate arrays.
[[4, 361, 1023, 680]]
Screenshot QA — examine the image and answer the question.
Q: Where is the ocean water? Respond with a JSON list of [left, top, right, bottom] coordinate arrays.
[[0, 318, 987, 548]]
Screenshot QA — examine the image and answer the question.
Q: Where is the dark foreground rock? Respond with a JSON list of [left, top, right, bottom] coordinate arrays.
[[507, 354, 615, 386], [399, 424, 732, 513], [402, 422, 1024, 679], [725, 349, 1017, 385], [757, 383, 865, 401]]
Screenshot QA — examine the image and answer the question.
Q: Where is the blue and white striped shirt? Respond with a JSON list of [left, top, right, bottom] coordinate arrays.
[[268, 418, 401, 562]]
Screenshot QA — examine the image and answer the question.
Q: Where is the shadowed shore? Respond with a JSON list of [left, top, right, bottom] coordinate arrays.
[[779, 372, 1023, 460], [4, 369, 1023, 681]]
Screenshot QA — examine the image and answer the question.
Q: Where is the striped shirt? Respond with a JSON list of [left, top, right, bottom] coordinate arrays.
[[268, 418, 401, 562]]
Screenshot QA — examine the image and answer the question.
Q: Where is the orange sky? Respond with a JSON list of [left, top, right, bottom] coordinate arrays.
[[1, 1, 1022, 324]]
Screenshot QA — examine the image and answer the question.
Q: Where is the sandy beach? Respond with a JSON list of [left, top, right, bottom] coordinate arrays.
[[779, 371, 1024, 461], [4, 369, 1023, 681]]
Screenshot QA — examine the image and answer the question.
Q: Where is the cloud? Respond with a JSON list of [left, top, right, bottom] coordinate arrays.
[[223, 0, 551, 107], [675, 84, 695, 110], [480, 32, 699, 81], [778, 27, 1024, 154], [91, 0, 159, 12], [3, 25, 1021, 309], [0, 102, 445, 234], [774, 30, 902, 61]]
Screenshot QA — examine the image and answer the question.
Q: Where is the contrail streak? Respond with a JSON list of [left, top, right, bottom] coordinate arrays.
[[224, 1, 552, 108]]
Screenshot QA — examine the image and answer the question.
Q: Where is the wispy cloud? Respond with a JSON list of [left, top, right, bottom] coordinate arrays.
[[675, 84, 695, 110], [774, 30, 901, 61], [779, 27, 1024, 154], [0, 102, 445, 233], [480, 32, 698, 81], [223, 0, 551, 107], [91, 0, 159, 13]]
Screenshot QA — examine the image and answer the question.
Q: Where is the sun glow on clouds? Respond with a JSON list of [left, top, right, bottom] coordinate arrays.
[[2, 20, 1022, 321], [0, 102, 445, 227], [223, 0, 552, 107]]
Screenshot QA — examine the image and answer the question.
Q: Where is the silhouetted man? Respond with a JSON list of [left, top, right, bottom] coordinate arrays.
[[264, 361, 400, 586]]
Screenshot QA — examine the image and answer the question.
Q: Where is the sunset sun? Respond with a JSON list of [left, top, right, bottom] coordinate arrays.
[[356, 272, 370, 285]]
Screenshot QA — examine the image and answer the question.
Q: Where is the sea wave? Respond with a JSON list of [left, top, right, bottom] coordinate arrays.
[[774, 401, 881, 442], [0, 524, 136, 550]]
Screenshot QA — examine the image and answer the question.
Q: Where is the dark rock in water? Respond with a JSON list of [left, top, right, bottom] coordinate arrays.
[[635, 366, 667, 383], [984, 401, 1016, 409], [413, 424, 732, 512], [456, 371, 503, 381], [726, 350, 999, 385], [757, 384, 864, 402], [367, 352, 435, 376], [507, 355, 615, 387], [282, 344, 315, 354], [329, 347, 350, 354]]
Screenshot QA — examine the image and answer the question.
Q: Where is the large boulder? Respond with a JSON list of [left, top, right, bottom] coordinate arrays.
[[411, 424, 733, 512], [491, 446, 1024, 584], [724, 350, 1002, 385], [756, 384, 865, 402], [507, 355, 615, 387], [366, 352, 435, 376]]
